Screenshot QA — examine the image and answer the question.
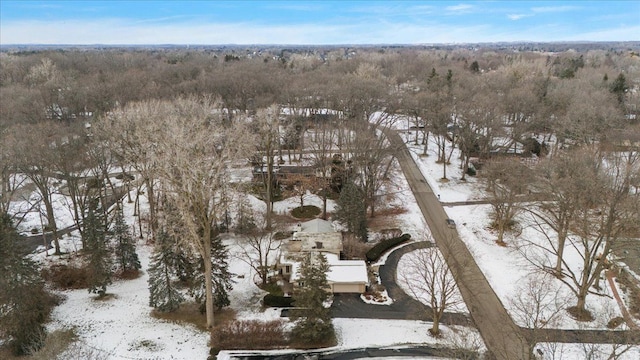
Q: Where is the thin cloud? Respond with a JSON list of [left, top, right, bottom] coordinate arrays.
[[349, 4, 433, 16], [445, 4, 473, 12], [507, 14, 530, 21], [531, 6, 578, 13], [264, 3, 327, 12], [0, 18, 495, 45]]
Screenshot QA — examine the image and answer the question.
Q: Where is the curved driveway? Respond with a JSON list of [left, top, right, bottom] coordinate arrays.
[[331, 241, 471, 327]]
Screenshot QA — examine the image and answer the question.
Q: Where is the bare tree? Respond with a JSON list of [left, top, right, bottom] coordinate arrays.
[[0, 128, 27, 221], [235, 212, 281, 286], [7, 122, 64, 253], [527, 150, 587, 277], [483, 158, 531, 245], [520, 148, 638, 319], [342, 115, 398, 218], [397, 246, 463, 336], [151, 96, 253, 328], [307, 118, 337, 219], [509, 273, 568, 356], [251, 105, 282, 230], [95, 100, 167, 240]]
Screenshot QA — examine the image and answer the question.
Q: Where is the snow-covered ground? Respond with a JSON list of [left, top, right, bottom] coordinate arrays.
[[399, 127, 640, 358], [17, 180, 480, 359], [7, 119, 638, 359]]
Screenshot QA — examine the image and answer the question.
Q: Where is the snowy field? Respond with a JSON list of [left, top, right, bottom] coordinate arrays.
[[19, 178, 481, 359], [398, 127, 640, 358]]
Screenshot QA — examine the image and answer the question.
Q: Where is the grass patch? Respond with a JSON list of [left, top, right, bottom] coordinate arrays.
[[260, 281, 284, 296], [27, 328, 78, 360], [116, 269, 142, 280], [289, 331, 338, 350], [291, 205, 320, 219], [92, 293, 118, 302], [152, 302, 236, 332], [0, 328, 79, 360], [43, 265, 89, 290]]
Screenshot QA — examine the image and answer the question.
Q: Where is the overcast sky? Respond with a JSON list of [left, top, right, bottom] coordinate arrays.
[[1, 1, 638, 45]]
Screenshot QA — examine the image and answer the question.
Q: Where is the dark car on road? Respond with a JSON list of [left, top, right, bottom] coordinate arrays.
[[446, 218, 456, 229]]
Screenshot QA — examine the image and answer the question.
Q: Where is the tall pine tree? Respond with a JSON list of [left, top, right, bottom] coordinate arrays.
[[333, 180, 368, 241], [112, 206, 141, 273], [0, 214, 51, 355], [189, 234, 233, 312], [291, 252, 334, 345], [148, 230, 185, 312], [83, 203, 112, 297]]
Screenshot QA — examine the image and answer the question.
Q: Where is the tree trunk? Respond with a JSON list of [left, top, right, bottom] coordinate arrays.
[[575, 292, 587, 314], [203, 233, 215, 329], [322, 194, 327, 220], [442, 158, 447, 180], [431, 310, 441, 336], [266, 155, 274, 230], [145, 178, 157, 240], [554, 228, 567, 277], [43, 195, 61, 254]]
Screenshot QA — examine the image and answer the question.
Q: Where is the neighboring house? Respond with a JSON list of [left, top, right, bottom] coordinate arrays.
[[252, 165, 315, 183], [277, 219, 369, 294]]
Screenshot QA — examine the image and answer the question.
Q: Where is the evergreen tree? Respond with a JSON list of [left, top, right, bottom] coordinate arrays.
[[610, 72, 628, 104], [190, 235, 234, 312], [233, 194, 256, 235], [291, 252, 334, 345], [112, 206, 141, 273], [147, 230, 185, 312], [470, 60, 480, 73], [333, 180, 368, 241], [83, 203, 112, 297], [0, 214, 51, 355]]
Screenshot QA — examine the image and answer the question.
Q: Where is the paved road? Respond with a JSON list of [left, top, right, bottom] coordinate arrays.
[[331, 241, 472, 327], [383, 128, 532, 360], [17, 186, 129, 254], [222, 345, 479, 360]]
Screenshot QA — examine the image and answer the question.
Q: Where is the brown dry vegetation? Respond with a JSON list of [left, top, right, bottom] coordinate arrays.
[[43, 264, 89, 290], [150, 302, 219, 332]]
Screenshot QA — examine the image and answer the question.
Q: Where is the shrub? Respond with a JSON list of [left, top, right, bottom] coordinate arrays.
[[44, 265, 89, 290], [260, 282, 284, 296], [342, 233, 372, 260], [210, 319, 289, 355], [291, 205, 321, 219], [365, 233, 411, 262], [263, 294, 294, 307], [466, 165, 476, 176]]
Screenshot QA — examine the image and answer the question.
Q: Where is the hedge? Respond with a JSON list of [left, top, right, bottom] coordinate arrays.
[[263, 294, 294, 307], [366, 233, 411, 262]]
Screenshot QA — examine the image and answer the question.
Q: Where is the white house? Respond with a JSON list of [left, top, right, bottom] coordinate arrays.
[[277, 219, 369, 294]]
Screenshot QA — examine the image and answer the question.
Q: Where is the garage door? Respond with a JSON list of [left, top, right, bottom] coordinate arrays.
[[332, 283, 365, 293]]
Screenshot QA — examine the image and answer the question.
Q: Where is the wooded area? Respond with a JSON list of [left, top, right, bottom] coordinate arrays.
[[1, 44, 639, 356]]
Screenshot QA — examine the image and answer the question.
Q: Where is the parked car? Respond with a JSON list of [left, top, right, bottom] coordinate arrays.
[[446, 218, 456, 229]]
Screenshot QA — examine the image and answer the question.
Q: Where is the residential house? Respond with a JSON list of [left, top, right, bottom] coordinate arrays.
[[277, 219, 369, 295]]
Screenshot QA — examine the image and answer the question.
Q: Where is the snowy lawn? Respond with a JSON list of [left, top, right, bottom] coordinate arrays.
[[399, 125, 638, 334], [22, 181, 483, 359]]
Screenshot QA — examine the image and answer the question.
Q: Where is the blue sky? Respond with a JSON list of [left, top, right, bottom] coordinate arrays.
[[1, 1, 638, 44]]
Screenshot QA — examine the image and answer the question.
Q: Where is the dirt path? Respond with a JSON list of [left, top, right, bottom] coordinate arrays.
[[384, 128, 532, 360]]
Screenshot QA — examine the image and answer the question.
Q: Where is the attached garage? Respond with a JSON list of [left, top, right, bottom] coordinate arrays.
[[325, 254, 369, 294], [331, 282, 367, 294]]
